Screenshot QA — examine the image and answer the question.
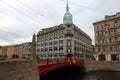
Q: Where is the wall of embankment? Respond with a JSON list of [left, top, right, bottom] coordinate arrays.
[[0, 60, 40, 80], [85, 60, 120, 72]]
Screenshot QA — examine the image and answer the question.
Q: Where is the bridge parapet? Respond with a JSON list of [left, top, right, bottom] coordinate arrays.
[[38, 57, 84, 76], [38, 58, 67, 66], [84, 60, 120, 72]]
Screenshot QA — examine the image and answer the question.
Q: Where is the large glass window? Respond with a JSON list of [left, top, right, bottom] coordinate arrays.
[[49, 42, 52, 46], [111, 54, 119, 60], [99, 54, 106, 61]]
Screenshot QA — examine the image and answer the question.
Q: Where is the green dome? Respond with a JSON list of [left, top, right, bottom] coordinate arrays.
[[63, 11, 73, 24], [63, 0, 73, 24]]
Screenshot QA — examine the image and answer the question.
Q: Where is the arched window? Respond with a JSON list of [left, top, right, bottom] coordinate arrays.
[[59, 36, 63, 40], [54, 37, 57, 41], [49, 38, 52, 41]]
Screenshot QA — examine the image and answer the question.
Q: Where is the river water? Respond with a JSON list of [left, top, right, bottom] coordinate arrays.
[[41, 71, 120, 80]]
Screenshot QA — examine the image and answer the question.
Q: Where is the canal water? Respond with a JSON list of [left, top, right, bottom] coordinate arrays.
[[41, 71, 120, 80]]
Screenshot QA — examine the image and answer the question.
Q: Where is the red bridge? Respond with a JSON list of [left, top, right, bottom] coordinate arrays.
[[37, 57, 84, 76], [31, 34, 89, 77]]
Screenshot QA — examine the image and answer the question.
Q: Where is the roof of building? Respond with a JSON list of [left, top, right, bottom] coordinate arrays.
[[37, 24, 91, 40], [93, 12, 120, 24]]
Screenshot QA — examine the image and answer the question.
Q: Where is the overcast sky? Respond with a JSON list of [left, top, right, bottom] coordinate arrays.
[[0, 0, 120, 46]]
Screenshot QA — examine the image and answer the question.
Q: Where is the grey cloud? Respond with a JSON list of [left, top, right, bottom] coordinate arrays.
[[0, 0, 120, 45]]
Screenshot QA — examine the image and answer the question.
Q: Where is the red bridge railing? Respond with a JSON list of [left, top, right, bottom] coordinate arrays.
[[38, 58, 84, 66], [37, 57, 84, 76]]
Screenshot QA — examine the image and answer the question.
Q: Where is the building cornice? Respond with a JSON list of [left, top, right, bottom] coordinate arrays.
[[93, 15, 120, 25]]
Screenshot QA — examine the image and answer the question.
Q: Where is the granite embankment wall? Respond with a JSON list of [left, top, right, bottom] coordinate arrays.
[[85, 60, 120, 72], [0, 60, 40, 80], [0, 34, 39, 80]]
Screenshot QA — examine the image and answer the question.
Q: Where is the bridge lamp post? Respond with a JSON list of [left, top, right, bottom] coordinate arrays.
[[46, 54, 49, 65]]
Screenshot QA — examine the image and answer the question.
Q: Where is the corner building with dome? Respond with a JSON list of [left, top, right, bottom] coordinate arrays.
[[37, 0, 93, 59]]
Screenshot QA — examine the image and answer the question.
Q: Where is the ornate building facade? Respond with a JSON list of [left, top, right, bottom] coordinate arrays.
[[37, 0, 93, 59], [0, 42, 32, 59], [93, 12, 120, 61]]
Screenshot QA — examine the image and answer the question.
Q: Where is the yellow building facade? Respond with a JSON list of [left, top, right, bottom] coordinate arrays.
[[7, 45, 14, 59], [93, 12, 120, 61], [2, 46, 8, 58]]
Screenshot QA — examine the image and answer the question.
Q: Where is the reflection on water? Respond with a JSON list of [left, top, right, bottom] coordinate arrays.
[[84, 72, 120, 80], [41, 71, 120, 80]]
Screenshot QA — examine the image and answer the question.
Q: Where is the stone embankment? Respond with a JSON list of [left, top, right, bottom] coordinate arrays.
[[85, 60, 120, 72], [0, 59, 39, 80]]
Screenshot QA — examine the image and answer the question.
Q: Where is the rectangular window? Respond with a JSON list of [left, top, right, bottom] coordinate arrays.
[[49, 48, 52, 51], [102, 31, 104, 35], [98, 48, 100, 51], [109, 38, 112, 43], [59, 47, 63, 50], [111, 54, 119, 60], [49, 42, 52, 46], [114, 30, 116, 34], [45, 48, 48, 51], [37, 49, 40, 52], [98, 40, 100, 43], [59, 40, 63, 44], [108, 24, 110, 27], [101, 25, 103, 29], [67, 40, 71, 47], [105, 24, 107, 26], [114, 37, 117, 42], [45, 43, 48, 46], [110, 47, 112, 51], [67, 48, 71, 53], [114, 20, 117, 23], [41, 43, 44, 46], [54, 41, 57, 45], [103, 47, 105, 51], [97, 26, 99, 29], [54, 47, 57, 50]]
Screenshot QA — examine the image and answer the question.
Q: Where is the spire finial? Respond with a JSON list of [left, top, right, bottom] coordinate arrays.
[[66, 0, 69, 11]]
